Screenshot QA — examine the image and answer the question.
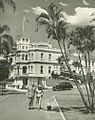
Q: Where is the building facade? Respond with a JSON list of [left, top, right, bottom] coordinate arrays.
[[8, 34, 95, 89], [9, 34, 61, 88]]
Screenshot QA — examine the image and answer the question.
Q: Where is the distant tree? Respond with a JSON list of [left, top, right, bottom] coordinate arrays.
[[0, 0, 16, 94], [0, 59, 11, 94], [51, 70, 58, 79], [0, 25, 14, 57]]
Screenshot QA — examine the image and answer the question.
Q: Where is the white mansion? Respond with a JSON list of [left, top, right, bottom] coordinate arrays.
[[8, 34, 61, 88], [8, 33, 95, 89]]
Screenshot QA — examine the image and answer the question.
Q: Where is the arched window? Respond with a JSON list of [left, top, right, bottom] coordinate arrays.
[[23, 66, 27, 74], [22, 54, 24, 60], [48, 66, 51, 74], [28, 66, 30, 73], [31, 65, 33, 73], [25, 54, 28, 61], [17, 66, 19, 74], [22, 46, 24, 49], [31, 53, 33, 59], [49, 54, 51, 60], [40, 66, 44, 74], [29, 53, 30, 59], [26, 46, 28, 49], [22, 38, 25, 42], [41, 53, 44, 59], [26, 38, 28, 43]]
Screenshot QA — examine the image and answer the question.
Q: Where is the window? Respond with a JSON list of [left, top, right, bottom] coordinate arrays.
[[26, 38, 28, 43], [40, 66, 44, 74], [23, 78, 28, 85], [60, 61, 63, 66], [9, 58, 13, 63], [28, 66, 30, 73], [41, 53, 44, 59], [23, 66, 27, 74], [49, 54, 51, 60], [25, 54, 28, 61], [29, 53, 30, 59], [17, 66, 19, 74], [22, 38, 25, 42], [15, 57, 16, 61], [22, 54, 24, 60], [22, 46, 24, 49], [19, 46, 21, 50], [92, 70, 94, 72], [48, 66, 51, 74], [92, 61, 94, 66], [31, 53, 33, 59], [26, 46, 28, 49], [31, 65, 33, 73]]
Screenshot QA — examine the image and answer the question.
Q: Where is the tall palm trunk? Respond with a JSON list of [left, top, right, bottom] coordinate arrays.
[[84, 53, 91, 106], [91, 81, 95, 113], [78, 51, 91, 107], [87, 52, 93, 96], [57, 40, 89, 112], [87, 52, 95, 113]]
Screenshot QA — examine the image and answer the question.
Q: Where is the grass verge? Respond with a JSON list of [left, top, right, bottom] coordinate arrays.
[[55, 88, 95, 120]]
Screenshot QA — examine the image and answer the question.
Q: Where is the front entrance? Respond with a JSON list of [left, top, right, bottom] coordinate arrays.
[[22, 78, 28, 89], [23, 78, 28, 85]]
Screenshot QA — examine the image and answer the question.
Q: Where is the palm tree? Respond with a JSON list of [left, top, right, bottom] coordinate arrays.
[[68, 25, 95, 113], [0, 0, 16, 56], [35, 2, 90, 112], [0, 1, 16, 94], [0, 59, 11, 94], [0, 25, 14, 57], [0, 0, 16, 13]]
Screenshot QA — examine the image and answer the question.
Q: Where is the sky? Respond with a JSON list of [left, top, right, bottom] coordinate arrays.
[[0, 0, 95, 47]]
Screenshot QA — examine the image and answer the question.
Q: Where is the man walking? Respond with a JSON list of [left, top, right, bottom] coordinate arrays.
[[27, 81, 35, 109]]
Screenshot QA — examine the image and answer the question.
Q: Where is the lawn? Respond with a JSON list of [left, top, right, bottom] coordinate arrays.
[[55, 87, 95, 120]]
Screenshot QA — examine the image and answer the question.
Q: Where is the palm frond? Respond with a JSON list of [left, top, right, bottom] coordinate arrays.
[[36, 13, 50, 22], [57, 20, 67, 29], [0, 25, 10, 34], [36, 20, 50, 32], [55, 9, 64, 21], [47, 2, 57, 20], [46, 26, 54, 39]]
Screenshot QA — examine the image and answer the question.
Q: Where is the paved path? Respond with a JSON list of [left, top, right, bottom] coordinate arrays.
[[0, 94, 47, 120], [0, 90, 63, 120]]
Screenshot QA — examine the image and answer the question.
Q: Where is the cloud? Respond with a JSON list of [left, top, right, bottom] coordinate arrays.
[[59, 2, 69, 7], [23, 9, 30, 13], [65, 7, 95, 25], [32, 6, 48, 15]]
